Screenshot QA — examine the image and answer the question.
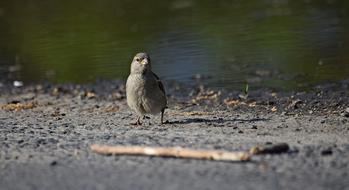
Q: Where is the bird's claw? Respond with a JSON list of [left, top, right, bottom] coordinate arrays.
[[130, 117, 142, 126]]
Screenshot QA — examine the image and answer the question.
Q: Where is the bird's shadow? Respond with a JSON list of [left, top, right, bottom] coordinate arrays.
[[166, 117, 269, 125]]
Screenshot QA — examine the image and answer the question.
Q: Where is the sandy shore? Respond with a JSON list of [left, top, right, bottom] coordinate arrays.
[[1, 80, 349, 190]]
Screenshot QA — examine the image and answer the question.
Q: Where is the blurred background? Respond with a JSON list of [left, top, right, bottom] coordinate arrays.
[[0, 0, 348, 90]]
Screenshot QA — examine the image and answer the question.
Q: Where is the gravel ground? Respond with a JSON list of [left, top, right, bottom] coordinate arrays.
[[0, 80, 349, 190]]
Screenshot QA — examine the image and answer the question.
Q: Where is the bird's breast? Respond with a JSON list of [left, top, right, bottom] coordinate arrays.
[[126, 73, 165, 114], [126, 74, 146, 96]]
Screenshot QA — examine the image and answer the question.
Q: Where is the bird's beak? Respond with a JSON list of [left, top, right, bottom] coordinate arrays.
[[141, 58, 149, 65]]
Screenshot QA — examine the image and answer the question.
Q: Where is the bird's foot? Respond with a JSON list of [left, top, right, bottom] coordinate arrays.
[[130, 121, 141, 126], [130, 117, 142, 126]]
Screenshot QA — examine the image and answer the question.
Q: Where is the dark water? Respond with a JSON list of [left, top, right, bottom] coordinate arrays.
[[0, 0, 348, 90]]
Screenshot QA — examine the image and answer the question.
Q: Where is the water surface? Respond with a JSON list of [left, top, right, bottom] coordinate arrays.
[[0, 0, 348, 90]]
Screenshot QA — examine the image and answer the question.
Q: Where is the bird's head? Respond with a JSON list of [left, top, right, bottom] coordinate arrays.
[[130, 52, 151, 74]]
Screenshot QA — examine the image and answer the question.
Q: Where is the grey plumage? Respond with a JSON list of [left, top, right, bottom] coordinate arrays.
[[126, 52, 167, 125]]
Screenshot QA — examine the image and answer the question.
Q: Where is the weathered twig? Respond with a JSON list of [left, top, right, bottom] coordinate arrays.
[[91, 143, 290, 162], [90, 144, 251, 161]]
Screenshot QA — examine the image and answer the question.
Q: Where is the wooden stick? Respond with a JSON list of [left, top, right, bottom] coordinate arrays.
[[90, 144, 251, 161]]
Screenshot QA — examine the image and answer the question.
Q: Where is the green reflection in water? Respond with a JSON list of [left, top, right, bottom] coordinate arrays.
[[0, 0, 348, 90], [0, 0, 171, 83]]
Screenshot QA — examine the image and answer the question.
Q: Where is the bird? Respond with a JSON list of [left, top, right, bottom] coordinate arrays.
[[126, 52, 167, 125]]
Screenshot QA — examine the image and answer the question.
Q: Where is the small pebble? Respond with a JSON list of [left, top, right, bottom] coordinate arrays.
[[321, 149, 333, 156], [13, 81, 23, 87], [50, 160, 58, 166], [343, 108, 349, 117]]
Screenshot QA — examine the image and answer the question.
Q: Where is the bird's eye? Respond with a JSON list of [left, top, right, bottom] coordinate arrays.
[[135, 58, 140, 62]]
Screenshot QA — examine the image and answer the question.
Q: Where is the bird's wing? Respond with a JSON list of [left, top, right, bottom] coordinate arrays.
[[151, 71, 166, 96]]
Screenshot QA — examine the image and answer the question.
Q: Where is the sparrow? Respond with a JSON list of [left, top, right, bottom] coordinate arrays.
[[126, 52, 167, 125]]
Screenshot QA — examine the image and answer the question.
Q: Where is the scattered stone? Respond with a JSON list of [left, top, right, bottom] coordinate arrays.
[[321, 148, 333, 156], [288, 99, 302, 109], [343, 108, 349, 117], [50, 160, 58, 166], [238, 93, 248, 100], [86, 92, 97, 99], [250, 143, 290, 155], [13, 81, 23, 87]]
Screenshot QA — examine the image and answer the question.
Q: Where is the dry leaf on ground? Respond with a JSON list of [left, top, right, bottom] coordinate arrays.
[[224, 99, 240, 106], [1, 102, 37, 111], [271, 106, 277, 112], [104, 105, 120, 113], [192, 90, 221, 104], [171, 111, 213, 116]]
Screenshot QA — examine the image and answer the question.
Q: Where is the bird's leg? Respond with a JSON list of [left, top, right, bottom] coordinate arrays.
[[161, 109, 165, 124], [137, 117, 142, 125], [130, 116, 142, 125]]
